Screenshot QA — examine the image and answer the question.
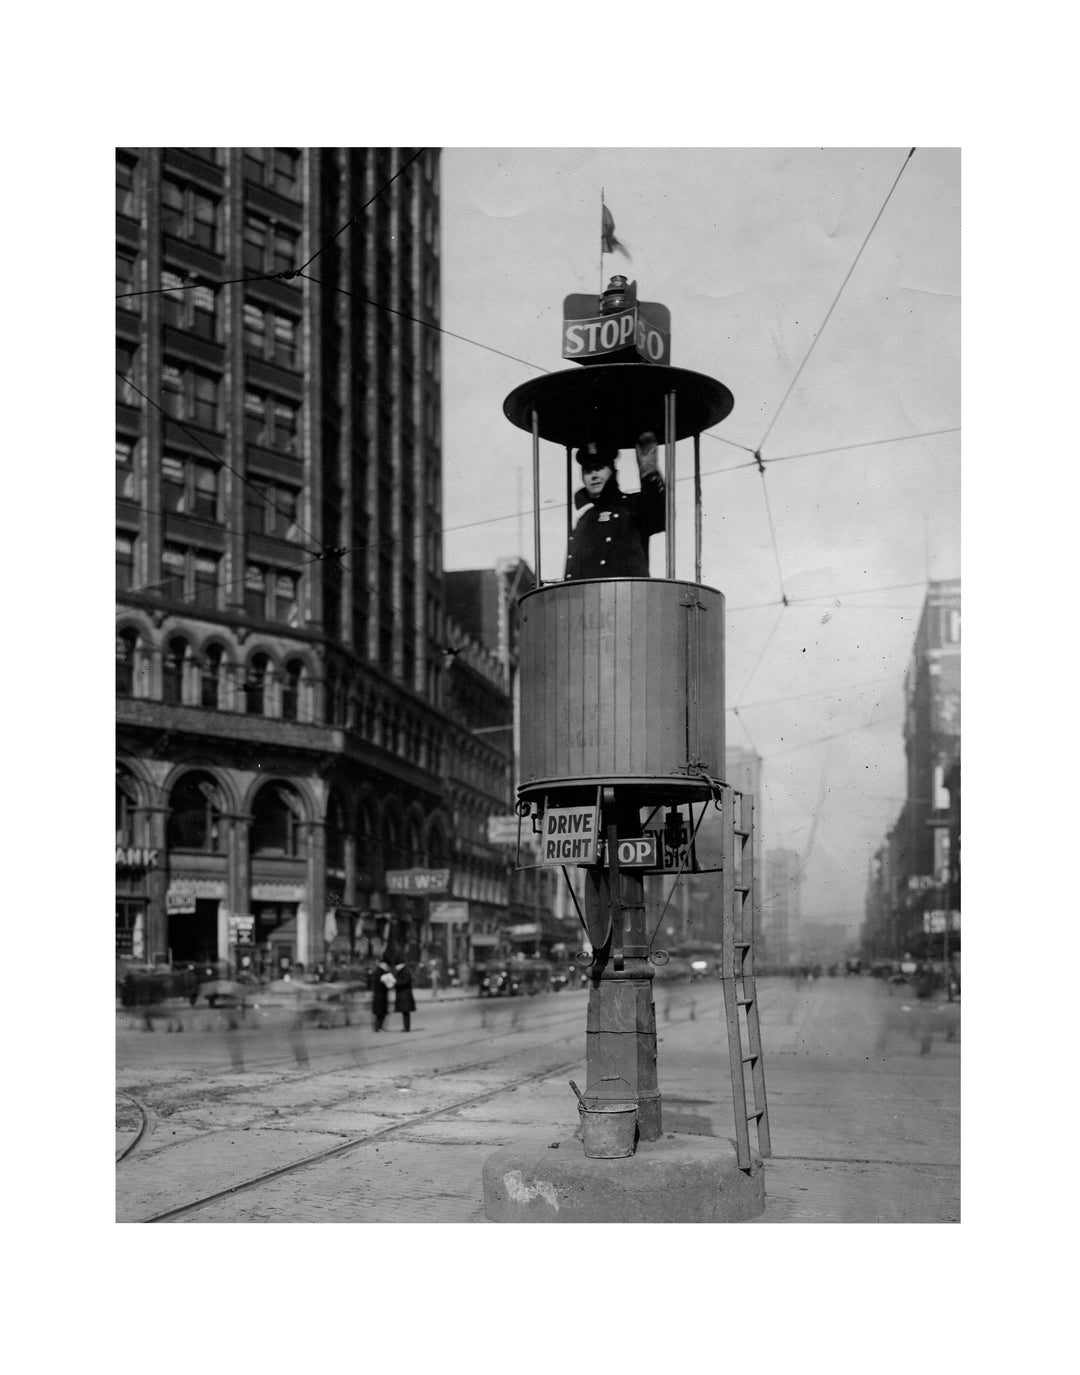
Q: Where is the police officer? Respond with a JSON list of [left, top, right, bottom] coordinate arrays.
[[564, 432, 665, 580]]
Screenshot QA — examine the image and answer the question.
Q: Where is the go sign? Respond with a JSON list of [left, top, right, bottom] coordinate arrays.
[[614, 835, 658, 867]]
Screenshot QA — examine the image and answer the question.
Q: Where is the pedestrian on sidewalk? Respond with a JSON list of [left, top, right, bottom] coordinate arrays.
[[394, 961, 417, 1031], [372, 960, 395, 1031]]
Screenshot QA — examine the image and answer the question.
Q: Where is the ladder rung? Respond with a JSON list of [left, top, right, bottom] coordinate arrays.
[[735, 884, 750, 894], [746, 1107, 765, 1118], [742, 1053, 758, 1063], [734, 941, 751, 948], [736, 995, 754, 1006]]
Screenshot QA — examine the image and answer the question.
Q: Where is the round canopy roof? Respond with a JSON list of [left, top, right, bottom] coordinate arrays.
[[503, 363, 735, 450]]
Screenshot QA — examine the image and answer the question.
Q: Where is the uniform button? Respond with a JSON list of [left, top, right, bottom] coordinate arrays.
[[605, 536, 611, 543], [600, 559, 606, 566]]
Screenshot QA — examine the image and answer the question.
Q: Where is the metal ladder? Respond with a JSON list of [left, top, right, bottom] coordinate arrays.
[[719, 785, 772, 1170]]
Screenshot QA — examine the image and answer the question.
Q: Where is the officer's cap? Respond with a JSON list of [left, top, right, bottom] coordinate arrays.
[[575, 442, 618, 469]]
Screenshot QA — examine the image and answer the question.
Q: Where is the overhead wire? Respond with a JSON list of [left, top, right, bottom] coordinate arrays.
[[755, 148, 917, 457]]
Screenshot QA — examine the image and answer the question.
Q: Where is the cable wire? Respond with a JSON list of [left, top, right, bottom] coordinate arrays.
[[296, 148, 427, 274], [756, 148, 917, 457], [297, 272, 549, 374]]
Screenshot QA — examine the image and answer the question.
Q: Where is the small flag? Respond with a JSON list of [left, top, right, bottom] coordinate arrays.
[[601, 204, 629, 258]]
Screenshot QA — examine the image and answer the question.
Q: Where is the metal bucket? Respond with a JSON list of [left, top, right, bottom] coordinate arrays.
[[578, 1102, 638, 1159]]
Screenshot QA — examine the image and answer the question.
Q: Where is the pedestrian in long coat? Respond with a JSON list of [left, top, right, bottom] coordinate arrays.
[[371, 960, 394, 1031], [394, 962, 417, 1031], [563, 433, 665, 581]]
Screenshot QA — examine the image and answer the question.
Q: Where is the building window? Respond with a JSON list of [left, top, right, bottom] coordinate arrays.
[[163, 454, 219, 523], [193, 555, 219, 609], [116, 628, 138, 694], [243, 564, 300, 625], [161, 177, 220, 253], [117, 345, 138, 406], [116, 770, 140, 848], [167, 772, 222, 852], [251, 784, 304, 857], [244, 654, 269, 715], [116, 252, 140, 313], [161, 271, 218, 341], [243, 212, 299, 276], [160, 544, 220, 607], [272, 312, 298, 367], [116, 441, 136, 501], [281, 659, 303, 721], [243, 302, 266, 354], [162, 637, 189, 706], [244, 565, 266, 620], [116, 155, 138, 218], [271, 148, 301, 197], [243, 304, 298, 367], [242, 148, 301, 199], [272, 572, 298, 625], [244, 388, 300, 454], [201, 644, 224, 709], [161, 359, 221, 431], [245, 478, 300, 541], [116, 533, 135, 591]]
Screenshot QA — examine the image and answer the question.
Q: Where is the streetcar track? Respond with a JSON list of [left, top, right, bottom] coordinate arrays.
[[140, 1050, 585, 1223], [117, 1002, 590, 1110], [115, 1092, 155, 1163]]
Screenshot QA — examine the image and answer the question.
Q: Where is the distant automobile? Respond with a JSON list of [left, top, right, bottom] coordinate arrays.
[[478, 967, 520, 998]]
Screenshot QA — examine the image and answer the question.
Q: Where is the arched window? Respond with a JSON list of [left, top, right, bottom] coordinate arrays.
[[281, 658, 303, 721], [406, 818, 423, 867], [116, 629, 138, 696], [167, 771, 223, 852], [201, 644, 224, 709], [116, 767, 140, 847], [251, 783, 304, 856], [162, 637, 188, 705], [244, 653, 269, 715]]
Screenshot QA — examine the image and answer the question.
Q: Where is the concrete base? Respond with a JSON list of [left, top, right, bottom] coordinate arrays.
[[482, 1132, 765, 1223]]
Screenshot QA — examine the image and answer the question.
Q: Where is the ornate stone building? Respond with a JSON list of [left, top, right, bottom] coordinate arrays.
[[116, 147, 460, 975]]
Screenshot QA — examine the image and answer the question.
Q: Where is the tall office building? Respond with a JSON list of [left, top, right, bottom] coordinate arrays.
[[116, 147, 460, 975]]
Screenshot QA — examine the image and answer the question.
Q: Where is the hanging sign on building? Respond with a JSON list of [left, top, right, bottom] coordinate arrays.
[[385, 868, 451, 894], [487, 816, 520, 846], [539, 805, 600, 866], [228, 914, 255, 945], [429, 901, 469, 924], [116, 847, 159, 871]]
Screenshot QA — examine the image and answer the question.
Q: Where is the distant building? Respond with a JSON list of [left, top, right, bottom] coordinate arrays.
[[763, 847, 802, 967], [443, 561, 569, 963], [861, 579, 961, 961]]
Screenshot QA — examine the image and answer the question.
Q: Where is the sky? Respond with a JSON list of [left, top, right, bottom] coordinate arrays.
[[438, 148, 960, 935]]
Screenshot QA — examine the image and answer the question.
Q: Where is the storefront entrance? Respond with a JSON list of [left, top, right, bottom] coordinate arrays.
[[253, 902, 298, 976], [168, 898, 219, 965], [116, 899, 146, 962]]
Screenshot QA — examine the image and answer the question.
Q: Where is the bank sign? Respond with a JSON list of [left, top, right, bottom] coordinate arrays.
[[562, 294, 671, 365], [539, 805, 600, 866]]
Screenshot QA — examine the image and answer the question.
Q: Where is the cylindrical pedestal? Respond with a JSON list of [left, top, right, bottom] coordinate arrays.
[[585, 971, 662, 1140]]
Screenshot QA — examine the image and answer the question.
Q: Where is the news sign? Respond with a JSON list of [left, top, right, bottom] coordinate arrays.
[[385, 868, 451, 894], [538, 805, 600, 866]]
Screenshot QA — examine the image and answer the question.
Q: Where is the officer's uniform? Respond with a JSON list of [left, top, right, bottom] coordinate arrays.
[[564, 468, 666, 580]]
